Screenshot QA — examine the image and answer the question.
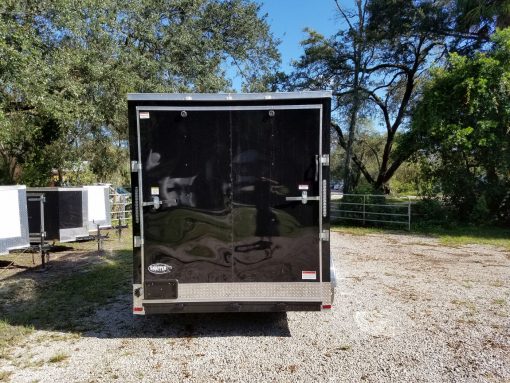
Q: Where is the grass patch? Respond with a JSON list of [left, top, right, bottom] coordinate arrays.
[[332, 223, 510, 249], [0, 371, 12, 381], [0, 234, 133, 361], [0, 320, 33, 358], [3, 250, 132, 331], [331, 225, 393, 236], [451, 299, 478, 315], [337, 344, 351, 351], [48, 352, 68, 363], [418, 225, 510, 250]]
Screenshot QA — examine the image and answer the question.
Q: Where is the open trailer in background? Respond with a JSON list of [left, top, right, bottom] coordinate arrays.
[[84, 185, 112, 232], [0, 185, 30, 255], [26, 187, 89, 242], [128, 91, 335, 314]]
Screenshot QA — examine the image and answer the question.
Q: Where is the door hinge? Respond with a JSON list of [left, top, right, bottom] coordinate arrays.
[[131, 161, 141, 172], [134, 236, 144, 247], [320, 230, 330, 241], [320, 154, 330, 166]]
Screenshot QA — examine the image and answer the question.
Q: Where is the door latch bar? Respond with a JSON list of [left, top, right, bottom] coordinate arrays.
[[134, 236, 144, 247], [320, 154, 330, 166], [285, 191, 320, 204], [320, 230, 330, 241], [131, 161, 141, 172]]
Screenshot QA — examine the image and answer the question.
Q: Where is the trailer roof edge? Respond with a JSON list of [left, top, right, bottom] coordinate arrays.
[[127, 91, 332, 101], [26, 187, 84, 192], [0, 185, 26, 191]]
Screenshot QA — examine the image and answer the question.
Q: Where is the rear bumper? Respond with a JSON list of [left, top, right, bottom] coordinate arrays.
[[133, 281, 334, 315], [142, 301, 321, 314]]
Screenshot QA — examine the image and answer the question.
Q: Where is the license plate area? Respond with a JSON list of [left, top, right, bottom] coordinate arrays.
[[145, 280, 178, 299]]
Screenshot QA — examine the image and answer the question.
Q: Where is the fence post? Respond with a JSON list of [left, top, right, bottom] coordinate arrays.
[[363, 195, 366, 225], [408, 197, 411, 231]]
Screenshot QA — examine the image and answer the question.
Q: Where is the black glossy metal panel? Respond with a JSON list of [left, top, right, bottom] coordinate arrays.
[[231, 109, 320, 282], [139, 110, 233, 284]]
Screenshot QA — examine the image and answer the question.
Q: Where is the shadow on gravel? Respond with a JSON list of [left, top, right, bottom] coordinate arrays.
[[0, 249, 292, 339], [88, 308, 292, 339]]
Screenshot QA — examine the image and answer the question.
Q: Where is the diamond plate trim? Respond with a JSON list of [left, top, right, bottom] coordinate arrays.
[[142, 282, 328, 303], [321, 283, 333, 306]]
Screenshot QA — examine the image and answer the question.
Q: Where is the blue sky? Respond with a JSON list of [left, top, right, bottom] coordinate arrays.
[[259, 0, 343, 73]]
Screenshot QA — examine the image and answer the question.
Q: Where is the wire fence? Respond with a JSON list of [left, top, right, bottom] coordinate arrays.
[[109, 188, 132, 228], [331, 193, 412, 230]]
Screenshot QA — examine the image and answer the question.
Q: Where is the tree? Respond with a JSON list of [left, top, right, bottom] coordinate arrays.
[[0, 0, 280, 185], [411, 29, 510, 222], [291, 1, 373, 193], [456, 0, 510, 33], [291, 0, 448, 193]]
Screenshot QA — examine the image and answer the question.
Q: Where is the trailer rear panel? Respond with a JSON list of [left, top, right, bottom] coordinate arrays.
[[128, 92, 332, 314], [0, 185, 29, 255]]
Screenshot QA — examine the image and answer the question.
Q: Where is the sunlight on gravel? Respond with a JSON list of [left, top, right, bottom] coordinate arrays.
[[1, 232, 509, 383]]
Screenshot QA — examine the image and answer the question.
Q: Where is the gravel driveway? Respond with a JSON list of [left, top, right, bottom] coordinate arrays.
[[2, 232, 509, 383]]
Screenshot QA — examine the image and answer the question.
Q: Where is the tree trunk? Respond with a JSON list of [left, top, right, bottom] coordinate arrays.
[[341, 0, 365, 194]]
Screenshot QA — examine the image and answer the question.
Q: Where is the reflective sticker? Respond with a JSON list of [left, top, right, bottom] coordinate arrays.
[[139, 112, 150, 119], [151, 186, 159, 195], [298, 184, 309, 190], [302, 271, 316, 280]]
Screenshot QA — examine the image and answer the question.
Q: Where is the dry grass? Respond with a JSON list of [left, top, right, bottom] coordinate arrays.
[[48, 352, 69, 363], [0, 370, 12, 382]]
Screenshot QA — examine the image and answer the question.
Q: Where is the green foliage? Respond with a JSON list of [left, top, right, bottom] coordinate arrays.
[[0, 0, 280, 185], [291, 0, 453, 193], [412, 198, 450, 224], [388, 161, 421, 195], [411, 29, 510, 223], [456, 0, 510, 32]]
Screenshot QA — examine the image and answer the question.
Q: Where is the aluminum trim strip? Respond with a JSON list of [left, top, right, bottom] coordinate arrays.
[[136, 110, 145, 287], [142, 282, 327, 303], [128, 91, 332, 101], [319, 106, 323, 284], [135, 105, 322, 112], [0, 185, 26, 191], [137, 105, 326, 298], [26, 187, 84, 192]]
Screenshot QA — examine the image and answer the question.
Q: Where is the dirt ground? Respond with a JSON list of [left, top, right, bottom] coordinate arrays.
[[0, 231, 509, 383]]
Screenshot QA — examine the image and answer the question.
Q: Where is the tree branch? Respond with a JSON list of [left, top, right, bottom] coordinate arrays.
[[334, 0, 355, 31], [331, 121, 376, 185]]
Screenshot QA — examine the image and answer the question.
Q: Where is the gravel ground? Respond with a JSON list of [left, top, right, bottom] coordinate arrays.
[[1, 232, 509, 383]]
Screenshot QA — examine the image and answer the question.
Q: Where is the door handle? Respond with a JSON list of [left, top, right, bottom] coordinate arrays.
[[285, 191, 320, 204], [142, 196, 179, 209], [315, 155, 319, 182], [142, 195, 161, 209]]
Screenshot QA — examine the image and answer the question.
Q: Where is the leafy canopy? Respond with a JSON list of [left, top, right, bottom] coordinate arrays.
[[411, 29, 510, 222], [0, 0, 280, 185]]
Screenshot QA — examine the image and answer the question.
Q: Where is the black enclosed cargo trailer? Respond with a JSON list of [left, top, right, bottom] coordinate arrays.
[[27, 187, 89, 242], [128, 92, 335, 314]]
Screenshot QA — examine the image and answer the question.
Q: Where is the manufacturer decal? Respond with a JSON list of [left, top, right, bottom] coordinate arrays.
[[298, 184, 309, 191], [151, 186, 159, 195], [302, 270, 316, 280], [139, 112, 150, 119], [148, 263, 172, 274]]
